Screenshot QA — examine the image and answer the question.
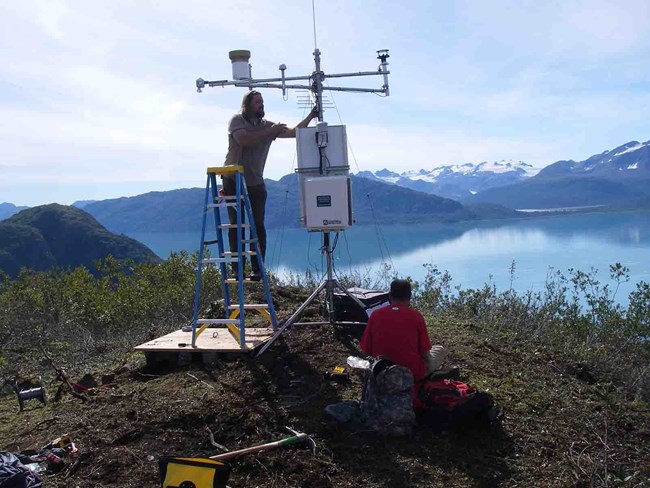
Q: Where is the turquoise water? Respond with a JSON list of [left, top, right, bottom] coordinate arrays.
[[128, 211, 650, 305]]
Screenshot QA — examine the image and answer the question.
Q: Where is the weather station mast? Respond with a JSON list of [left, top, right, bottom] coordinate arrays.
[[195, 32, 391, 354]]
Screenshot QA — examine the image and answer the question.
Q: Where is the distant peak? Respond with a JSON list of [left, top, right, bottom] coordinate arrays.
[[375, 168, 400, 177], [613, 141, 645, 157]]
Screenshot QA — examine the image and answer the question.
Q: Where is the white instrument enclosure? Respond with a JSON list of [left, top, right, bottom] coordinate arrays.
[[301, 175, 352, 231]]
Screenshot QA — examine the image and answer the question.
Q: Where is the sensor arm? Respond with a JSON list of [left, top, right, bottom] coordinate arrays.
[[196, 80, 389, 94], [195, 49, 390, 96]]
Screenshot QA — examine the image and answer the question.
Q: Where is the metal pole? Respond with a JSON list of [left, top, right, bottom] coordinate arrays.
[[313, 49, 324, 122], [325, 232, 335, 324], [311, 48, 336, 324], [256, 280, 329, 356]]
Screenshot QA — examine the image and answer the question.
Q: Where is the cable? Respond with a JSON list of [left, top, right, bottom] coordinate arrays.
[[332, 231, 339, 253], [307, 231, 317, 272], [323, 78, 395, 276], [276, 88, 308, 273], [320, 236, 325, 278], [366, 192, 396, 272], [341, 230, 353, 276], [268, 189, 290, 270], [290, 101, 308, 174], [324, 79, 362, 174]]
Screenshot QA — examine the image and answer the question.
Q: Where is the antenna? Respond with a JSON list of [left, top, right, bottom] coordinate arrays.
[[195, 43, 391, 355], [311, 0, 318, 52]]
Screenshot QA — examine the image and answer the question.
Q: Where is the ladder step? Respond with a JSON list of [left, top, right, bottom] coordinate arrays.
[[207, 165, 244, 176], [208, 202, 238, 208], [219, 224, 250, 229], [196, 319, 241, 324], [227, 304, 269, 310], [190, 169, 277, 346], [202, 257, 239, 264]]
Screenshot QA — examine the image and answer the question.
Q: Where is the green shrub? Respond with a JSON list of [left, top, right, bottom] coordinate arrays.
[[1, 257, 647, 400]]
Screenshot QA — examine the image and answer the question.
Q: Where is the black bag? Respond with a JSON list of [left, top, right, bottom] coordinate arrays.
[[332, 287, 390, 323], [417, 391, 499, 432]]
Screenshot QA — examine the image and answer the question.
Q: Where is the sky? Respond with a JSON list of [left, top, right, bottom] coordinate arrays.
[[1, 0, 649, 207]]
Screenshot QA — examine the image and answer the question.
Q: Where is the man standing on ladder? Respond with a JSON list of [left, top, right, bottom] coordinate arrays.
[[223, 90, 318, 280]]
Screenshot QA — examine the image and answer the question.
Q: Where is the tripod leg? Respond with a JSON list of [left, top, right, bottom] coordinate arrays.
[[256, 280, 328, 356]]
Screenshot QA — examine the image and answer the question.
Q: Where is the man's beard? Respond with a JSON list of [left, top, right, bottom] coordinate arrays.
[[255, 109, 265, 119]]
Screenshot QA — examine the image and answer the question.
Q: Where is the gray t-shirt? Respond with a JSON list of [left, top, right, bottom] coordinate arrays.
[[224, 114, 275, 186]]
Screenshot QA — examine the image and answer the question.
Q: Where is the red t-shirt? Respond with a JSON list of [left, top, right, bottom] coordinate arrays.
[[360, 304, 432, 382]]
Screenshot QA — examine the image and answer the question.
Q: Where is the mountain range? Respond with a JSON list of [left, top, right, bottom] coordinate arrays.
[[357, 160, 538, 201], [467, 140, 650, 209], [1, 138, 649, 234], [0, 202, 28, 220], [356, 139, 650, 210], [0, 204, 160, 278], [78, 174, 521, 234], [1, 137, 648, 276]]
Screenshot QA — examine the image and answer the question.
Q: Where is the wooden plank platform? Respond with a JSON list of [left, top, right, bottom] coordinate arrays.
[[134, 327, 275, 353]]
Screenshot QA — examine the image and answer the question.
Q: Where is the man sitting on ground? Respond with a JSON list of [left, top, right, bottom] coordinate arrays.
[[360, 279, 448, 407]]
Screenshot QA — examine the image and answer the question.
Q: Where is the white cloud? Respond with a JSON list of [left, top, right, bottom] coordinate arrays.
[[34, 0, 68, 39], [556, 0, 650, 56], [0, 0, 649, 206]]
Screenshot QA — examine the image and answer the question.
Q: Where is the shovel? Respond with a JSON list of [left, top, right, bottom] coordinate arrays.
[[209, 427, 316, 461]]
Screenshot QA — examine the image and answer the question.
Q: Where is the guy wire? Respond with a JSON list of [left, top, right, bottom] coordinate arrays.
[[268, 188, 290, 271], [324, 78, 396, 275], [341, 231, 354, 276], [367, 192, 395, 271], [307, 231, 317, 273], [275, 98, 309, 275], [324, 79, 361, 175]]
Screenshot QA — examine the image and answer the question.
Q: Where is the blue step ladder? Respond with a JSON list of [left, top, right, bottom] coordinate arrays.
[[190, 166, 278, 349]]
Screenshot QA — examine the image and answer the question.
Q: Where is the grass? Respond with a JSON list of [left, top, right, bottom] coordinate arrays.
[[0, 256, 648, 486]]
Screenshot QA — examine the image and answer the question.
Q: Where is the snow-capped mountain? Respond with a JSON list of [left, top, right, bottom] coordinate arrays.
[[469, 139, 650, 209], [536, 140, 650, 180], [357, 160, 538, 200]]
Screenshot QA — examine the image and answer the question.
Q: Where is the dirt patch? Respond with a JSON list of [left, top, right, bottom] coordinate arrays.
[[1, 317, 649, 487]]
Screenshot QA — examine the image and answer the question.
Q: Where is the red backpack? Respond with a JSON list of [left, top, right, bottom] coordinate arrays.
[[417, 379, 476, 410]]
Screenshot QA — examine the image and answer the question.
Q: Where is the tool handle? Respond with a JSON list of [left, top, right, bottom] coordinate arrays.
[[209, 434, 307, 461]]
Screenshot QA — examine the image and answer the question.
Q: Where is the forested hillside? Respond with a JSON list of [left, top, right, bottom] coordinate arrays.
[[0, 204, 160, 278]]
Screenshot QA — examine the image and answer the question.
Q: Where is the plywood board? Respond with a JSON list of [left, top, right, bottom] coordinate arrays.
[[134, 327, 274, 353]]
